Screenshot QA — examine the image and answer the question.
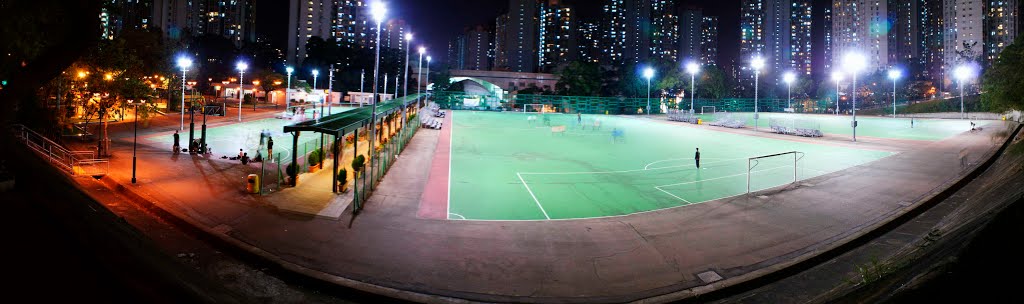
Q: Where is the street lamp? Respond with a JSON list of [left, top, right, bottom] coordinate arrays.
[[643, 67, 654, 115], [312, 69, 320, 119], [404, 33, 413, 98], [686, 62, 700, 113], [286, 66, 294, 113], [252, 80, 261, 111], [426, 56, 432, 94], [888, 69, 901, 118], [751, 56, 765, 130], [831, 71, 843, 115], [954, 65, 973, 120], [783, 72, 795, 110], [129, 99, 144, 184], [842, 52, 866, 142], [177, 57, 192, 130], [369, 0, 387, 191], [236, 61, 248, 122], [417, 47, 425, 107]]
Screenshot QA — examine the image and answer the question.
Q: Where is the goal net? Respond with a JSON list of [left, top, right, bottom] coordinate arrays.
[[701, 106, 716, 115], [524, 103, 544, 113], [747, 151, 805, 193]]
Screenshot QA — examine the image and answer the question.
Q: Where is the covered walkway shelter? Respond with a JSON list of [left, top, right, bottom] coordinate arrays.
[[282, 93, 423, 212]]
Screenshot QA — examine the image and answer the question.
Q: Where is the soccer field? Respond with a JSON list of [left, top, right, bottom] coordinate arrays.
[[447, 111, 895, 220], [695, 112, 987, 141]]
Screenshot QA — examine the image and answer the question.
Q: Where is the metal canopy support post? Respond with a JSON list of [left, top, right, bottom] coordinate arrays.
[[291, 131, 299, 186], [332, 133, 339, 193], [353, 127, 360, 213]]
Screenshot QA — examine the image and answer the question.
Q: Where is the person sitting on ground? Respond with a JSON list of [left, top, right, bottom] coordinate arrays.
[[241, 152, 250, 165], [238, 149, 244, 159], [252, 151, 263, 163]]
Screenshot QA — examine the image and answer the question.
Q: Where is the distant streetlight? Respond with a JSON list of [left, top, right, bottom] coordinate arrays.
[[312, 69, 320, 119], [643, 67, 655, 115], [403, 33, 413, 98], [954, 65, 974, 120], [842, 52, 866, 141], [237, 61, 248, 122], [685, 62, 700, 112], [426, 56, 432, 94], [177, 56, 192, 130], [888, 69, 902, 118], [417, 47, 425, 107], [832, 71, 843, 115], [751, 56, 765, 130], [286, 66, 294, 114], [783, 72, 796, 110]]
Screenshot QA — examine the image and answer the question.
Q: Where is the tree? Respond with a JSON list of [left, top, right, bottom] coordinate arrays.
[[982, 35, 1024, 111], [697, 66, 731, 99], [555, 62, 601, 96], [431, 68, 453, 92]]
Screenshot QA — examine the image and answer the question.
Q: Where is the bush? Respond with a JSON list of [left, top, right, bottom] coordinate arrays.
[[307, 148, 323, 166], [351, 154, 365, 172], [338, 168, 348, 184], [286, 163, 297, 176]]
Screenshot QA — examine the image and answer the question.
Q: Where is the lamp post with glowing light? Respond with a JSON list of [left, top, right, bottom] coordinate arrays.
[[783, 72, 795, 110], [285, 66, 294, 113], [643, 67, 654, 115], [954, 65, 973, 120], [417, 47, 425, 107], [130, 99, 144, 184], [236, 62, 247, 122], [686, 62, 699, 112], [426, 56, 432, 94], [842, 53, 866, 141], [312, 69, 321, 120], [751, 56, 765, 130], [403, 33, 412, 97], [252, 80, 260, 111], [832, 71, 843, 115], [888, 69, 901, 118], [369, 1, 386, 192], [177, 57, 192, 130]]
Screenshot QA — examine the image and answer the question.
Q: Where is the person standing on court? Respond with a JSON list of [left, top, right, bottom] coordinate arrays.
[[267, 137, 274, 162], [172, 130, 180, 153], [695, 148, 701, 169]]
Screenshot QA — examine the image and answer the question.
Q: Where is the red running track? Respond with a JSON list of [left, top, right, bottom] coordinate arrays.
[[416, 112, 452, 219]]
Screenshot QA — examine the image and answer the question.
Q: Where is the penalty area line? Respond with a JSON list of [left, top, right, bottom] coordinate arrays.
[[517, 173, 551, 220]]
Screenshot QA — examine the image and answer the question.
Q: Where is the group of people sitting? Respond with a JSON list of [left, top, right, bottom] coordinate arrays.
[[421, 103, 444, 130], [227, 149, 263, 165]]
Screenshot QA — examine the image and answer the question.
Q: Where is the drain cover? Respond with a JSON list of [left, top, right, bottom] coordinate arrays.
[[697, 271, 723, 284]]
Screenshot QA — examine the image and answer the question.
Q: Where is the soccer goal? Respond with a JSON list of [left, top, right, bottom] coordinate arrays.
[[701, 106, 717, 115], [747, 151, 805, 193], [524, 104, 545, 113]]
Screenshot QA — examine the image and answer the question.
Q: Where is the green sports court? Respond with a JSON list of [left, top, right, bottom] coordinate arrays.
[[445, 111, 977, 220]]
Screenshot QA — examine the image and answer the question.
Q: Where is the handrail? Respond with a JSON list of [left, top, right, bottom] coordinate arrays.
[[10, 124, 109, 177]]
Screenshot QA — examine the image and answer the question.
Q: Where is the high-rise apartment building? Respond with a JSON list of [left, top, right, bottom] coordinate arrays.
[[602, 0, 653, 65], [985, 0, 1018, 65], [944, 0, 983, 84], [101, 0, 154, 39], [823, 5, 833, 71], [679, 7, 703, 63], [334, 0, 368, 47], [578, 22, 602, 63], [506, 0, 540, 72], [466, 26, 491, 71], [832, 0, 888, 72], [790, 0, 813, 75], [286, 0, 333, 65], [539, 0, 578, 72], [921, 0, 944, 84], [494, 14, 510, 70], [701, 16, 720, 66], [152, 0, 255, 46], [890, 0, 921, 70], [740, 0, 813, 85], [650, 0, 678, 62], [448, 35, 467, 70]]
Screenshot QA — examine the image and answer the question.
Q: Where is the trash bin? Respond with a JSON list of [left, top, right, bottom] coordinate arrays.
[[697, 118, 702, 125], [246, 174, 259, 194]]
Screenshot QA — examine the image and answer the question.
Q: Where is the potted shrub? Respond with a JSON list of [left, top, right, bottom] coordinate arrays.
[[307, 149, 322, 173], [337, 168, 348, 193], [286, 162, 298, 185], [351, 155, 365, 178]]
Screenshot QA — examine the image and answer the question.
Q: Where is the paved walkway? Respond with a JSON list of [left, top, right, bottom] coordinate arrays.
[[79, 110, 1013, 303]]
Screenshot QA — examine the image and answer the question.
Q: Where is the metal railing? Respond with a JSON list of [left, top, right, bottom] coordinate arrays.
[[11, 124, 109, 177]]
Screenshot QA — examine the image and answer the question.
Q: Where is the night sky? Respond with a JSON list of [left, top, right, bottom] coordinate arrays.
[[258, 0, 831, 73]]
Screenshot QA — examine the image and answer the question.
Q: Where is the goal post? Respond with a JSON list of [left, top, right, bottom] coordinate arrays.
[[747, 151, 805, 193], [701, 106, 716, 115]]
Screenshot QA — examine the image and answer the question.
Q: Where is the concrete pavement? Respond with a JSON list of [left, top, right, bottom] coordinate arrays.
[[76, 109, 1014, 303]]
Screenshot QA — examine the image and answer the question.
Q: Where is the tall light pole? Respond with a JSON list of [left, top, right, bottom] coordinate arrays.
[[954, 65, 973, 120], [312, 69, 320, 120], [842, 53, 866, 142], [130, 99, 144, 184], [888, 69, 901, 118], [177, 57, 192, 130], [783, 72, 795, 110], [686, 62, 699, 113], [426, 56, 432, 94], [286, 66, 293, 113], [751, 56, 765, 130], [403, 33, 412, 98], [236, 61, 248, 122], [328, 65, 334, 115], [832, 71, 843, 115], [383, 73, 388, 97], [369, 1, 386, 189], [417, 47, 425, 107], [643, 67, 654, 116]]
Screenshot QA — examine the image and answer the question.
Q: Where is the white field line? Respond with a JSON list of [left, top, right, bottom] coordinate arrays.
[[654, 186, 693, 204], [656, 164, 795, 188], [644, 157, 729, 170], [446, 112, 454, 219], [520, 157, 748, 175], [517, 173, 550, 219], [448, 213, 466, 220]]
